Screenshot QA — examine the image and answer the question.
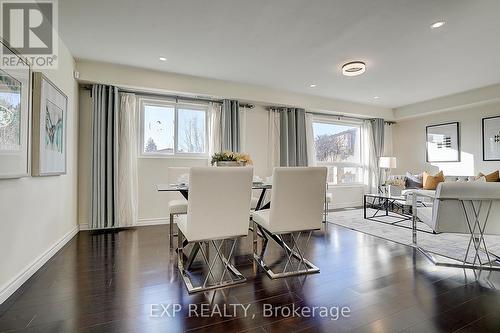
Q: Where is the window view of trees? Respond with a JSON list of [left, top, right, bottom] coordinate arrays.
[[315, 128, 356, 162], [313, 122, 362, 184], [141, 100, 206, 155], [178, 109, 205, 153], [145, 137, 158, 152]]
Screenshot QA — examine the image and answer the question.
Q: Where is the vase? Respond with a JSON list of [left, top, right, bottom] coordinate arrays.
[[215, 161, 246, 167]]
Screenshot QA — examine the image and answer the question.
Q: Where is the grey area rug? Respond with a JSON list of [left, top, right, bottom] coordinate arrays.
[[328, 208, 500, 264]]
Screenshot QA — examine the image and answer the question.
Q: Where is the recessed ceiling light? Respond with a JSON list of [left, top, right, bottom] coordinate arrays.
[[309, 84, 317, 88], [373, 96, 380, 99], [159, 57, 167, 61], [342, 61, 366, 77], [431, 21, 445, 29]]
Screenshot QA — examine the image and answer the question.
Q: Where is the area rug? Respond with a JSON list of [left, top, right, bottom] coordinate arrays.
[[328, 208, 500, 264]]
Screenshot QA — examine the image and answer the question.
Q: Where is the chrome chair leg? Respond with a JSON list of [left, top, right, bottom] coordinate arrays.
[[178, 237, 246, 293], [253, 226, 319, 279], [169, 214, 180, 249]]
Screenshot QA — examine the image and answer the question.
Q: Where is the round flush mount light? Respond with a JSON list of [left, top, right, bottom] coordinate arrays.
[[309, 84, 317, 88], [159, 57, 167, 61], [342, 61, 366, 77], [431, 21, 445, 29], [373, 96, 380, 99]]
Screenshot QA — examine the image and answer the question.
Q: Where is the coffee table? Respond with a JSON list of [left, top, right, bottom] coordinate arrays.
[[363, 193, 433, 233]]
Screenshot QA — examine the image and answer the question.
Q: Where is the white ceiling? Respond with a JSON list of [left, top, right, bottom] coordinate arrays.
[[60, 0, 500, 108]]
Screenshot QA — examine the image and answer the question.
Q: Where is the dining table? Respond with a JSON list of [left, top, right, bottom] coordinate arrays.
[[155, 182, 272, 211]]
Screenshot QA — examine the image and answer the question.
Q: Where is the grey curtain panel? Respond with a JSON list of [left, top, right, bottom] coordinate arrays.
[[280, 108, 308, 167], [91, 85, 119, 229], [371, 118, 385, 186], [222, 99, 240, 152]]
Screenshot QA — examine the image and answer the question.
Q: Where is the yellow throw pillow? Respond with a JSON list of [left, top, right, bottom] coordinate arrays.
[[477, 170, 499, 182], [423, 171, 445, 190]]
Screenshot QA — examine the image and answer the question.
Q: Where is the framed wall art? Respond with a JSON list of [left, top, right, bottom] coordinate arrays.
[[0, 39, 31, 179], [32, 72, 67, 176], [482, 116, 500, 161], [426, 122, 460, 163]]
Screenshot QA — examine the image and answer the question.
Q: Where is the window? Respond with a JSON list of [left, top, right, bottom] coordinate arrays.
[[140, 98, 208, 157], [312, 120, 363, 185]]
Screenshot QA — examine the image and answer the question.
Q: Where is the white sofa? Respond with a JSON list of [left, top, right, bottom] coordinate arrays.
[[388, 175, 477, 200], [414, 182, 500, 234], [411, 181, 500, 270]]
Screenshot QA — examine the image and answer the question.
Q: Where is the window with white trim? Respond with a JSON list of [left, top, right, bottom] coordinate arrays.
[[312, 119, 363, 185], [139, 98, 208, 157]]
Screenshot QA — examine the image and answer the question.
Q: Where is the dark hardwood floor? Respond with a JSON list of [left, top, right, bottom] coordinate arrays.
[[1, 221, 500, 333]]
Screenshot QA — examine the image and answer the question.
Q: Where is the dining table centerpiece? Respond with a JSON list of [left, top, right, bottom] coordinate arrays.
[[211, 151, 253, 167]]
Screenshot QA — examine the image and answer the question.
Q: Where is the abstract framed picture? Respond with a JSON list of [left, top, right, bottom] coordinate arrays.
[[0, 39, 31, 179], [482, 116, 500, 161], [32, 72, 67, 176], [426, 122, 460, 163]]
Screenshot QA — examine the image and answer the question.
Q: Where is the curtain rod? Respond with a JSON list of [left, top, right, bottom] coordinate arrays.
[[267, 107, 395, 124], [82, 85, 254, 108]]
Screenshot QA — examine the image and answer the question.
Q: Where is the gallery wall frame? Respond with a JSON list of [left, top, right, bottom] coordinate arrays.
[[426, 122, 461, 163], [0, 38, 32, 179], [32, 72, 68, 176], [482, 115, 500, 161]]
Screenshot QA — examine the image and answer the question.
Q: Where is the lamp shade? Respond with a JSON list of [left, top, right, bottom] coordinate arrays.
[[379, 156, 397, 169]]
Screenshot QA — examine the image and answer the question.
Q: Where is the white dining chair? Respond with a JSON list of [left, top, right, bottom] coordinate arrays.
[[167, 167, 189, 248], [177, 166, 253, 293], [251, 167, 327, 278]]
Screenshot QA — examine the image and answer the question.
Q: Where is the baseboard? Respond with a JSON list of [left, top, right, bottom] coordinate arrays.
[[0, 225, 79, 305], [136, 217, 170, 226], [79, 223, 90, 231], [79, 218, 171, 230]]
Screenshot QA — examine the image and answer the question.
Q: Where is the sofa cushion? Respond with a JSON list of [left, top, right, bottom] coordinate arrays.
[[405, 172, 423, 189], [477, 170, 499, 182], [423, 171, 444, 190]]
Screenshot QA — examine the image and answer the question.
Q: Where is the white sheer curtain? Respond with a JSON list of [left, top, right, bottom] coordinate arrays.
[[117, 93, 138, 227], [305, 113, 316, 166], [362, 120, 378, 194], [267, 109, 280, 176], [208, 102, 222, 156]]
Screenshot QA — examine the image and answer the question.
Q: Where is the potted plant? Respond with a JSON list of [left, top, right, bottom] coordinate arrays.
[[211, 151, 253, 167]]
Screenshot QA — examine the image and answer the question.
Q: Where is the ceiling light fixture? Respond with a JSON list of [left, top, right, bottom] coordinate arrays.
[[373, 96, 380, 99], [309, 84, 317, 88], [342, 61, 366, 77], [431, 21, 445, 29], [159, 57, 167, 61]]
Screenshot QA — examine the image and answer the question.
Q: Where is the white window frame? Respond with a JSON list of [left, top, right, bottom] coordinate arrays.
[[139, 97, 209, 158], [312, 116, 365, 186]]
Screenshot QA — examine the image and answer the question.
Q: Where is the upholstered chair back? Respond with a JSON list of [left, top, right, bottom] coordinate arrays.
[[185, 167, 253, 241], [268, 167, 327, 233]]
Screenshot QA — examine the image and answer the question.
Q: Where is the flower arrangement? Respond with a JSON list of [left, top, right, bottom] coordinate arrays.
[[210, 151, 253, 166], [385, 178, 405, 187]]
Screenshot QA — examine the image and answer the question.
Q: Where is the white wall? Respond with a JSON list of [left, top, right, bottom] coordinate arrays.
[[0, 42, 78, 303], [393, 101, 500, 176]]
